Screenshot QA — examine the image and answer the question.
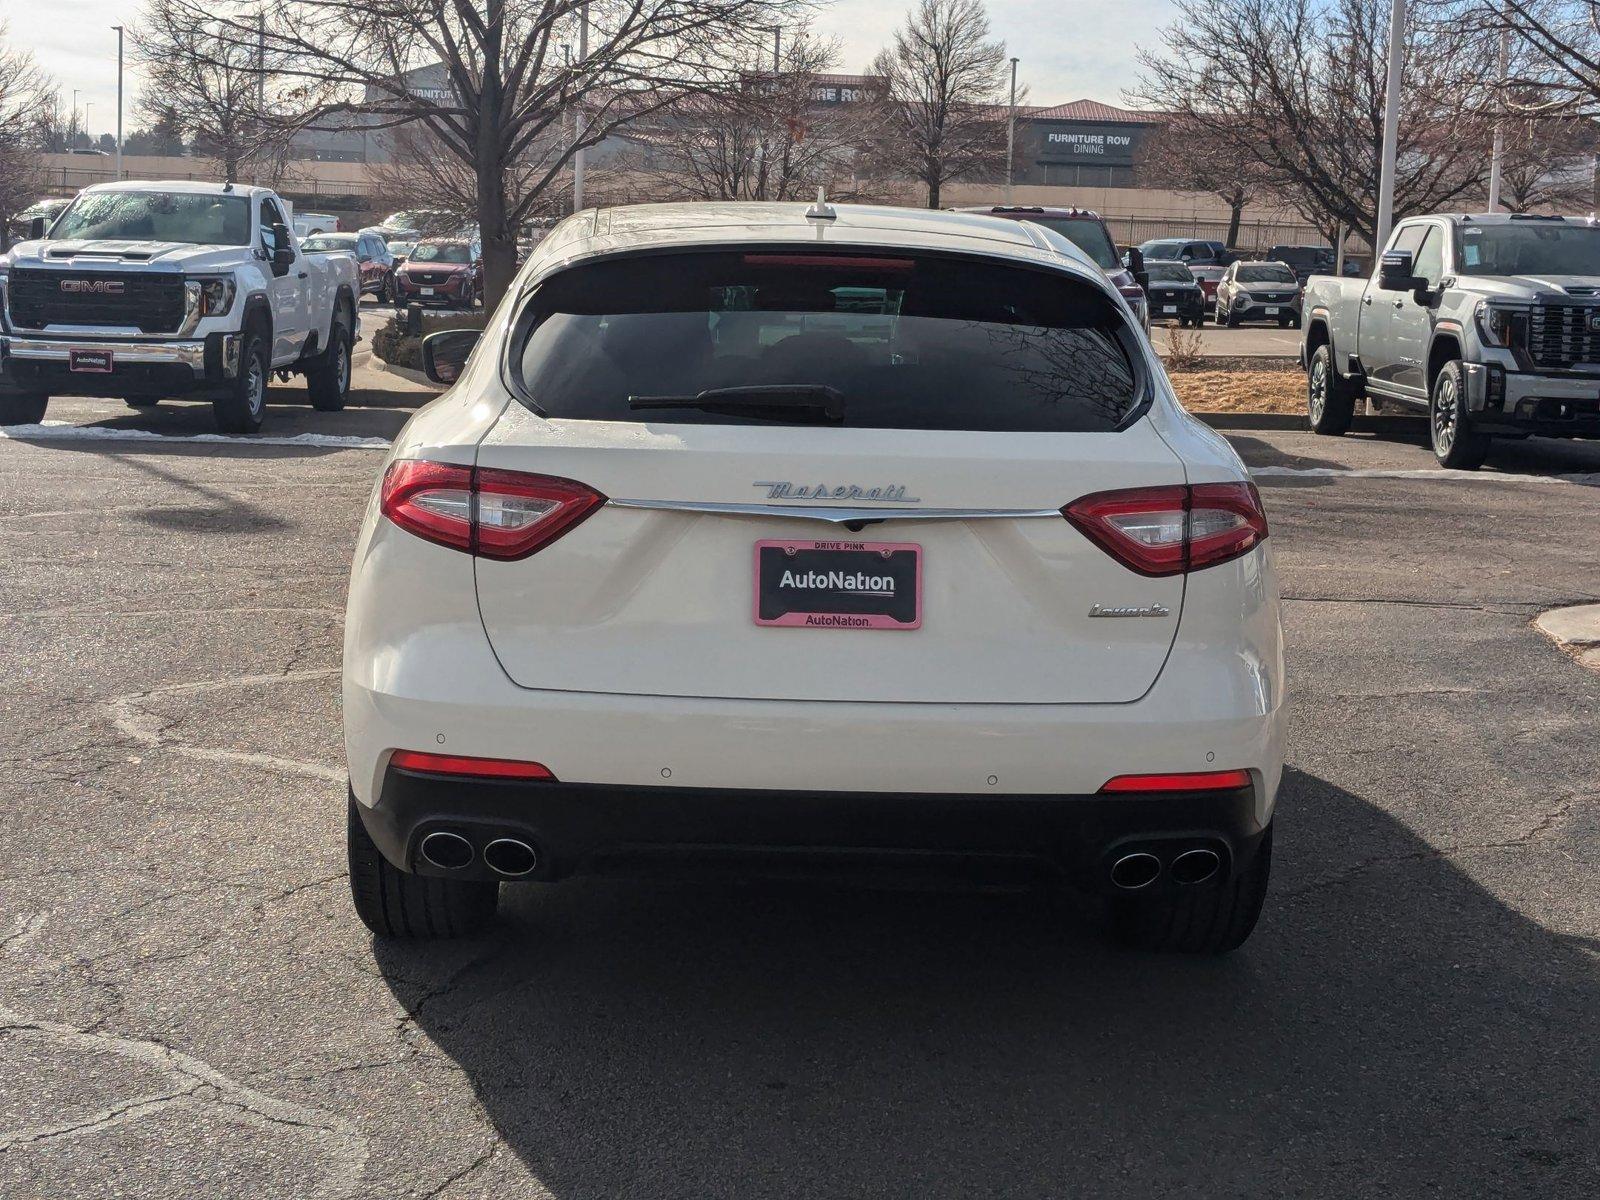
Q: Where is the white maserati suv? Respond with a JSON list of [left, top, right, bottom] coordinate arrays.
[[343, 201, 1285, 953]]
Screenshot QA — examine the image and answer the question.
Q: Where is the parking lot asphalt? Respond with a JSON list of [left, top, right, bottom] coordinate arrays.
[[2, 387, 1599, 1197], [1149, 322, 1301, 357]]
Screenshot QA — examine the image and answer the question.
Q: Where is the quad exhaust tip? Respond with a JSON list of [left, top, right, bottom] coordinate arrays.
[[483, 838, 539, 878], [419, 831, 474, 871], [1109, 852, 1162, 890], [1170, 848, 1221, 886]]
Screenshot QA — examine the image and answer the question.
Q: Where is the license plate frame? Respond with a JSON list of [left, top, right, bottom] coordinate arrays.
[[1264, 306, 1279, 315], [68, 348, 114, 374], [420, 287, 435, 296], [1162, 305, 1177, 314], [754, 539, 922, 630]]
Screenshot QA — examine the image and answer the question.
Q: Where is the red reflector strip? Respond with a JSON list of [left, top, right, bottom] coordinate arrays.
[[390, 750, 556, 780], [1099, 769, 1251, 793], [741, 254, 915, 270]]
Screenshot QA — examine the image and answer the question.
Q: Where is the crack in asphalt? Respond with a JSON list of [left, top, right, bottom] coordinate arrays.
[[0, 1004, 371, 1195], [106, 668, 345, 785], [1278, 793, 1591, 899]]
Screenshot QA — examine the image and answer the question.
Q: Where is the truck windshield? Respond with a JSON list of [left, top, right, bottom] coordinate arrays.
[[51, 192, 251, 246], [1030, 218, 1120, 269], [1456, 223, 1600, 276]]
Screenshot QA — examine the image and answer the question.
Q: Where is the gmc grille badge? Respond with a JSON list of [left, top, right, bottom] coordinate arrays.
[[59, 279, 126, 295]]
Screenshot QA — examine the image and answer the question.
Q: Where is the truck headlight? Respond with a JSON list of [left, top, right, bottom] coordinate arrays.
[[189, 277, 236, 317], [1476, 301, 1528, 349]]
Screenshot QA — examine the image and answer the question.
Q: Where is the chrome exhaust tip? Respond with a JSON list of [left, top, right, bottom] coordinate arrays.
[[419, 830, 474, 871], [1109, 851, 1162, 891], [1170, 848, 1221, 886], [482, 838, 538, 878]]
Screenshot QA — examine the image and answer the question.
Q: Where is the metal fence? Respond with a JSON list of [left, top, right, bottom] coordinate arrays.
[[45, 166, 377, 204], [1108, 214, 1345, 253]]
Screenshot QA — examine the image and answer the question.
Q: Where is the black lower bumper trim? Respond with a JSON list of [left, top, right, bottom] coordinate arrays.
[[357, 769, 1268, 893]]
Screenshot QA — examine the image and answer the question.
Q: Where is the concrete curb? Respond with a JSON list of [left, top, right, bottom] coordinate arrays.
[[367, 358, 443, 390], [1195, 412, 1424, 434], [1534, 603, 1600, 670], [1167, 355, 1301, 370]]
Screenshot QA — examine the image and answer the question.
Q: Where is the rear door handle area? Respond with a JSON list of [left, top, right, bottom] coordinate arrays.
[[1362, 296, 1373, 306]]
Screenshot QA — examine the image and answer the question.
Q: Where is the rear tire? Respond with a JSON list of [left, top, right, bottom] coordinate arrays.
[[306, 306, 353, 412], [125, 396, 160, 408], [1430, 360, 1491, 470], [1108, 824, 1273, 954], [347, 793, 498, 939], [1307, 342, 1357, 436], [0, 392, 49, 424], [213, 331, 268, 434]]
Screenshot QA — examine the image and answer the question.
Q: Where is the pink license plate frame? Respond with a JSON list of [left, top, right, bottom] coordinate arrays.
[[753, 539, 923, 630]]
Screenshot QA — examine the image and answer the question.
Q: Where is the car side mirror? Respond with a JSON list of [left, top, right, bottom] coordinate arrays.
[[271, 222, 294, 276], [1126, 246, 1148, 290], [422, 328, 480, 385], [28, 216, 47, 240], [1378, 249, 1416, 291]]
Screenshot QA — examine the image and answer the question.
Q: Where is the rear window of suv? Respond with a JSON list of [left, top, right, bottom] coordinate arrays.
[[512, 251, 1140, 432]]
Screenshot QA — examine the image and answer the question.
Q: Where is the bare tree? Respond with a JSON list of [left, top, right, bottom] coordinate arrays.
[[866, 0, 1011, 209], [1138, 117, 1281, 248], [1493, 114, 1598, 210], [148, 0, 805, 308], [0, 24, 56, 249], [630, 29, 872, 201], [136, 1, 289, 183], [1131, 0, 1496, 249]]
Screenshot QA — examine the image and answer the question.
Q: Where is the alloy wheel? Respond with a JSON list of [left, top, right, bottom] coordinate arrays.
[[1432, 372, 1458, 454], [1308, 356, 1326, 425]]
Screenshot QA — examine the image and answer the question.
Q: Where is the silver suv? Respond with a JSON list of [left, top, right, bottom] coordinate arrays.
[[1216, 261, 1303, 328]]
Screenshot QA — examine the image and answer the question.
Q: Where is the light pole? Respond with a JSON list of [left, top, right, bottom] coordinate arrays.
[[1006, 57, 1019, 203], [71, 89, 80, 144], [1487, 1, 1509, 211], [113, 25, 124, 180], [572, 3, 590, 212], [1374, 0, 1406, 252]]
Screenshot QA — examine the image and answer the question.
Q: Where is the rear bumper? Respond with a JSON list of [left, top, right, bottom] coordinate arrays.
[[0, 332, 240, 396], [358, 767, 1268, 892]]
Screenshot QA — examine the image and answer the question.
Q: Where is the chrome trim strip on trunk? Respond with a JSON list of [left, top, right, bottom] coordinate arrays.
[[606, 498, 1064, 523]]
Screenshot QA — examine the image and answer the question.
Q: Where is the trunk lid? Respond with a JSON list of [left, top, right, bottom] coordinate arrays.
[[473, 408, 1187, 704]]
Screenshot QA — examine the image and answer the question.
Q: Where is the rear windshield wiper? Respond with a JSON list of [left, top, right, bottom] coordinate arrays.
[[628, 384, 844, 422]]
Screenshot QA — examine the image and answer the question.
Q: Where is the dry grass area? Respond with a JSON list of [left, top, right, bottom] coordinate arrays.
[[1165, 366, 1305, 414]]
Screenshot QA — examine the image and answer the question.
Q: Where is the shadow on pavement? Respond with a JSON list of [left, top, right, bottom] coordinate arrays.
[[373, 766, 1599, 1196]]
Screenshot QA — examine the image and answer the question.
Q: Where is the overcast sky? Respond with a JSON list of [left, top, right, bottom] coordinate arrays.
[[6, 0, 1169, 138]]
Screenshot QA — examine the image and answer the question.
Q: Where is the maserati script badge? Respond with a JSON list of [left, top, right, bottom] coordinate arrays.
[[755, 481, 921, 503]]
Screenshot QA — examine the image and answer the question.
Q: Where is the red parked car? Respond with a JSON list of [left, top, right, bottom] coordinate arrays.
[[300, 231, 396, 303], [394, 237, 482, 309]]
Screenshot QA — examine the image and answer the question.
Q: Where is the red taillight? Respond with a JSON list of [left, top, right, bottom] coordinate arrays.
[[1063, 482, 1267, 577], [1099, 769, 1251, 793], [390, 750, 556, 780], [380, 460, 606, 560]]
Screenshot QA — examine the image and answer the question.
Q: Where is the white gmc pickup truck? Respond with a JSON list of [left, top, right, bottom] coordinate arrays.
[[0, 180, 360, 433], [1303, 212, 1600, 468]]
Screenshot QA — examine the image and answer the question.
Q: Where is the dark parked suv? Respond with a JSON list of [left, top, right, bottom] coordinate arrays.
[[1142, 261, 1207, 326], [960, 206, 1149, 326]]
